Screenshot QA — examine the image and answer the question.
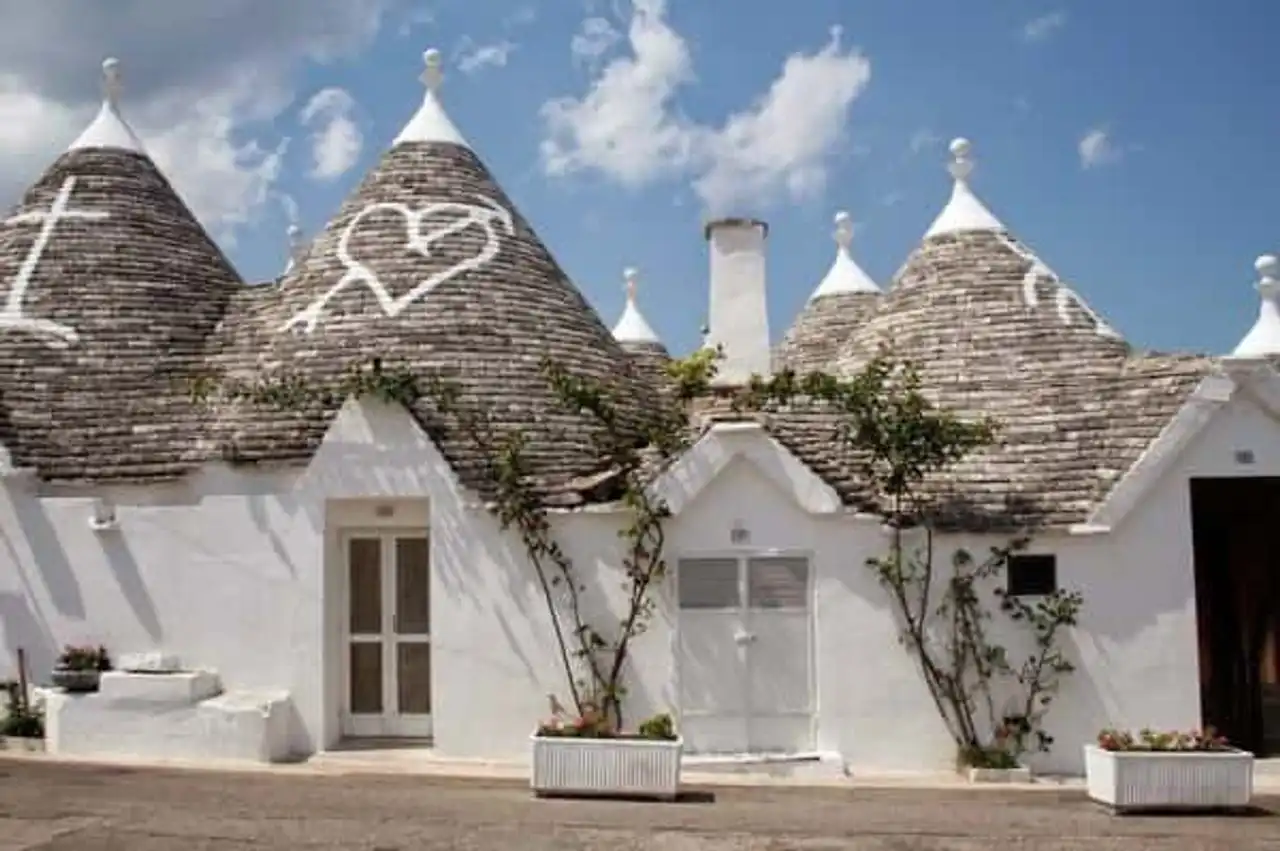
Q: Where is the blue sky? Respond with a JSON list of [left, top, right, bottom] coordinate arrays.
[[77, 1, 1280, 357]]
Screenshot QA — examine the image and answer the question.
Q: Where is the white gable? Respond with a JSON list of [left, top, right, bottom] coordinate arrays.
[[1081, 360, 1280, 533], [651, 421, 842, 516]]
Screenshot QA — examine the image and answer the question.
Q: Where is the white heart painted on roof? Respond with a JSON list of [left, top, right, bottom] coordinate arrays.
[[282, 195, 515, 334]]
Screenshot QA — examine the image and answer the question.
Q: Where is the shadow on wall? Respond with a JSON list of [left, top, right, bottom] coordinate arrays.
[[12, 493, 85, 619], [0, 522, 57, 679], [96, 530, 163, 643], [820, 490, 1110, 773], [0, 592, 55, 680], [435, 500, 541, 686], [823, 517, 955, 769], [933, 493, 1121, 774], [302, 436, 545, 687], [248, 493, 299, 579], [576, 525, 663, 728]]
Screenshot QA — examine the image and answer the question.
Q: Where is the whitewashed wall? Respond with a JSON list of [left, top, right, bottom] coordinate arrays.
[[1042, 387, 1280, 772], [0, 398, 665, 760], [0, 387, 1275, 771]]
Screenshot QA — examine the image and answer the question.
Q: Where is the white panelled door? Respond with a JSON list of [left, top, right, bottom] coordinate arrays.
[[342, 532, 433, 738], [676, 555, 814, 754]]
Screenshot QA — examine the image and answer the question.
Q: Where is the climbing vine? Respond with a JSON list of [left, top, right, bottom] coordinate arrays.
[[191, 347, 1081, 757], [190, 353, 715, 733], [733, 358, 1083, 767]]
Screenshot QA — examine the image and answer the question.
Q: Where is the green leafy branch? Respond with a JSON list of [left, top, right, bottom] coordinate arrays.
[[189, 351, 717, 734]]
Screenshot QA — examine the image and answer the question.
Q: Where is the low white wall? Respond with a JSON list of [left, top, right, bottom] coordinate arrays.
[[0, 473, 318, 752]]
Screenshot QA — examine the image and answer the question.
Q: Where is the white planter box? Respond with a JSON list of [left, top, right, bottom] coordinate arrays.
[[1084, 744, 1254, 812], [530, 735, 682, 801]]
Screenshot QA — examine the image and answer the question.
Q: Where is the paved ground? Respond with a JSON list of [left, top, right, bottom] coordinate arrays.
[[0, 760, 1277, 850]]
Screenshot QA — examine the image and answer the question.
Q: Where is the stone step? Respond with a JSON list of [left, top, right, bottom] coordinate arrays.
[[45, 680, 294, 764], [98, 670, 222, 705]]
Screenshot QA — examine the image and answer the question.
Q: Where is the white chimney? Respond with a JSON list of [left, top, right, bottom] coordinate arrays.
[[705, 218, 770, 386]]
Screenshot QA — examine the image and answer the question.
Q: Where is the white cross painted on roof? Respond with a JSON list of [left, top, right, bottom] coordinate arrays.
[[0, 176, 110, 347]]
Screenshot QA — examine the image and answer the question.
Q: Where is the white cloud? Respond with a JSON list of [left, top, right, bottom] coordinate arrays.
[[1021, 11, 1066, 43], [0, 75, 86, 188], [541, 0, 696, 187], [1078, 126, 1123, 169], [142, 78, 292, 246], [693, 26, 871, 213], [455, 39, 517, 75], [0, 0, 398, 247], [571, 17, 622, 67], [541, 1, 871, 214], [298, 87, 363, 181]]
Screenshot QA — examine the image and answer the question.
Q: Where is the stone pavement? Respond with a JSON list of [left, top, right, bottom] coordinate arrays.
[[0, 759, 1277, 850]]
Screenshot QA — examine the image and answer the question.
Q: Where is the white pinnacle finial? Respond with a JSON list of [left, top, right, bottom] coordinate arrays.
[[1231, 253, 1280, 357], [947, 137, 974, 181], [421, 48, 444, 92], [102, 57, 122, 107], [66, 56, 145, 153], [810, 209, 879, 299], [393, 47, 469, 147], [1256, 254, 1279, 295], [922, 135, 1005, 238], [611, 266, 661, 345], [283, 224, 306, 274], [833, 211, 854, 249]]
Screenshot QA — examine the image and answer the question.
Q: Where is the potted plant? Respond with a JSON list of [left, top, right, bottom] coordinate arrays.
[[1086, 728, 1254, 812], [530, 702, 683, 801], [958, 744, 1032, 784], [50, 644, 112, 693], [1, 679, 45, 751]]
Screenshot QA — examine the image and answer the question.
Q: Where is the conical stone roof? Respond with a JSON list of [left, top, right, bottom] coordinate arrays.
[[829, 137, 1208, 527], [776, 211, 881, 374], [213, 51, 653, 500], [0, 59, 241, 482]]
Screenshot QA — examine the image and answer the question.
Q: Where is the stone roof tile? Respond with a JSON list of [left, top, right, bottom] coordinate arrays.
[[0, 60, 243, 482], [206, 53, 655, 500]]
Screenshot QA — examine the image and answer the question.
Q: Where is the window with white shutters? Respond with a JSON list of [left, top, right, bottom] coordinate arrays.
[[677, 558, 741, 610], [747, 557, 810, 610]]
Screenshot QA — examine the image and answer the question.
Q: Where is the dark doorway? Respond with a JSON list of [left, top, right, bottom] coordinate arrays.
[[1190, 477, 1280, 756]]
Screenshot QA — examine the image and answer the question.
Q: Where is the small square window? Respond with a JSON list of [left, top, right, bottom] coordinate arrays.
[[1007, 554, 1057, 597]]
